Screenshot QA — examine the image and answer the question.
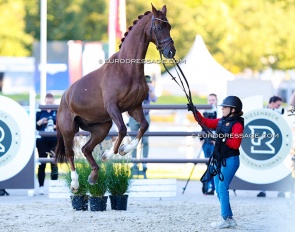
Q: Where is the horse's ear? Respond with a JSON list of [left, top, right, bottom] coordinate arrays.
[[151, 3, 157, 15], [161, 5, 167, 15]]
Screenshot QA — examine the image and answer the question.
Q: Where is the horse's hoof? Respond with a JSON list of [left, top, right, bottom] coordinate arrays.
[[119, 150, 127, 156], [70, 185, 79, 193], [118, 144, 127, 156], [101, 153, 109, 162], [102, 150, 113, 161], [71, 180, 79, 190], [88, 175, 96, 185]]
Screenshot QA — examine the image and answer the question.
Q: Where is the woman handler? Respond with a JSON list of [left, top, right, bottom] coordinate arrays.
[[188, 96, 244, 229]]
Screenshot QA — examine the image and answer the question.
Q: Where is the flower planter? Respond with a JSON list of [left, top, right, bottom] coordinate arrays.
[[71, 195, 88, 211], [109, 194, 128, 210], [89, 196, 108, 211]]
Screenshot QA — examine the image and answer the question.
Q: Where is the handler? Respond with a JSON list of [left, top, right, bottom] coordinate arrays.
[[187, 96, 244, 229]]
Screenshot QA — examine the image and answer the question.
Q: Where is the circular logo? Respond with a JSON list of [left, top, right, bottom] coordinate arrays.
[[0, 117, 21, 165], [241, 118, 283, 165], [0, 120, 12, 158], [0, 96, 35, 182], [236, 108, 292, 184]]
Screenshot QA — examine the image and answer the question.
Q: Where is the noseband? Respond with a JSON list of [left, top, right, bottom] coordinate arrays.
[[150, 15, 174, 53]]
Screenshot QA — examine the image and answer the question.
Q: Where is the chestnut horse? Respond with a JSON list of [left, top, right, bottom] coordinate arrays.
[[55, 4, 176, 191]]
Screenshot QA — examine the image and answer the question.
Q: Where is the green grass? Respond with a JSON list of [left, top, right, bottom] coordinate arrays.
[[1, 93, 206, 105], [0, 93, 63, 105], [0, 93, 30, 104], [153, 95, 206, 104]]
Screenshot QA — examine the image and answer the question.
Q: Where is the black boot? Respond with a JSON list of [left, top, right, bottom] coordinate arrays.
[[0, 189, 9, 196]]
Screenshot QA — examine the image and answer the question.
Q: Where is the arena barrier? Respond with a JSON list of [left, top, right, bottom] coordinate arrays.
[[38, 103, 295, 193], [49, 178, 179, 199], [37, 104, 212, 165], [39, 158, 209, 164], [38, 104, 213, 110], [37, 104, 211, 198]]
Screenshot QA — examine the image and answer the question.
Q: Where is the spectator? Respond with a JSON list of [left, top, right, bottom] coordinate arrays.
[[129, 75, 157, 173], [257, 95, 285, 198], [289, 92, 295, 107], [188, 95, 244, 229], [36, 93, 58, 195], [200, 93, 217, 195]]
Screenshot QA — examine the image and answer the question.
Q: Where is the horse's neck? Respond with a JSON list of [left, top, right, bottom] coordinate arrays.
[[118, 15, 151, 60]]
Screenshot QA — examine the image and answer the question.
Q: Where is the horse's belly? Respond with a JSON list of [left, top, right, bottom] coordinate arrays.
[[70, 104, 110, 122]]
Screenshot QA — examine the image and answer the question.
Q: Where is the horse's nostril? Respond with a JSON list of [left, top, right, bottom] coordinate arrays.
[[169, 50, 174, 58]]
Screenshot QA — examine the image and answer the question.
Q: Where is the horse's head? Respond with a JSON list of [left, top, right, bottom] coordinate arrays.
[[150, 4, 176, 59]]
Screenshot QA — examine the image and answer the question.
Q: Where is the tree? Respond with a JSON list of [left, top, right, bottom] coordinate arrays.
[[0, 0, 33, 56], [223, 0, 295, 72], [25, 0, 108, 42], [3, 0, 295, 73]]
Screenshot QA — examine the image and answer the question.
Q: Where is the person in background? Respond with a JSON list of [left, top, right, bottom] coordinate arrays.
[[289, 92, 295, 107], [188, 96, 244, 229], [257, 95, 285, 198], [200, 93, 217, 195], [36, 93, 58, 195], [129, 75, 157, 173], [267, 95, 284, 113]]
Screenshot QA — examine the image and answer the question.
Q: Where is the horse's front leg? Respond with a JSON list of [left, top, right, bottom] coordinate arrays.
[[103, 105, 128, 158], [118, 106, 149, 155]]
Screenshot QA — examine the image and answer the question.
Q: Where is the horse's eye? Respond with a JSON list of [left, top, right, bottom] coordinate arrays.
[[157, 26, 162, 30]]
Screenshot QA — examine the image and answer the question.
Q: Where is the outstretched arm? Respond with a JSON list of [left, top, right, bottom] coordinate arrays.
[[187, 104, 219, 130]]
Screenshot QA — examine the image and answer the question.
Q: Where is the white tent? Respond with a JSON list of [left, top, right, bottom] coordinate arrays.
[[160, 35, 234, 102]]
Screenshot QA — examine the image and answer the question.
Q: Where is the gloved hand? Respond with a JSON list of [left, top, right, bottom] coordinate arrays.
[[187, 103, 196, 112]]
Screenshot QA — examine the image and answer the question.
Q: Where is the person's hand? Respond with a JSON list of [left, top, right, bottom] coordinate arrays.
[[187, 103, 196, 112], [37, 117, 48, 126], [42, 117, 48, 125]]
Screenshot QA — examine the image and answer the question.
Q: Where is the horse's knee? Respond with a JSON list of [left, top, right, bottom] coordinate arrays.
[[118, 126, 127, 137], [81, 146, 93, 157], [141, 121, 149, 132]]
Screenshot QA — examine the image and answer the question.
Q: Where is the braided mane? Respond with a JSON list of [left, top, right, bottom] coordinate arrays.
[[118, 11, 151, 49]]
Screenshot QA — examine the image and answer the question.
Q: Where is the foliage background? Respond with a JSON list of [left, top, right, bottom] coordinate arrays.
[[1, 0, 295, 73]]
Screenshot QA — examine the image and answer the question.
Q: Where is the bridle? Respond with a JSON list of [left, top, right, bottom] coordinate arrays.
[[150, 13, 225, 184], [150, 15, 174, 54], [150, 14, 214, 138]]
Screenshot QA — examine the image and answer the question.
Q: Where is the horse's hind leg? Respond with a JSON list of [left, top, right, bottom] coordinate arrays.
[[57, 103, 79, 191], [81, 121, 112, 184], [65, 140, 79, 192]]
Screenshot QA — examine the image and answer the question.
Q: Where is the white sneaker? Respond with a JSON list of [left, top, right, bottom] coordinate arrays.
[[210, 218, 230, 229], [39, 186, 45, 195], [229, 218, 237, 228]]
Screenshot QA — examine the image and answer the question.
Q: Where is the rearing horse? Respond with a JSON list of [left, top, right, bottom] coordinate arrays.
[[55, 4, 176, 191]]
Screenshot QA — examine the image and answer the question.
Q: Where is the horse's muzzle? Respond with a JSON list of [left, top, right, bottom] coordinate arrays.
[[163, 47, 176, 59]]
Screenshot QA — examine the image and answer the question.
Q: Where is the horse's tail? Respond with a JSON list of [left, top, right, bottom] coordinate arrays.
[[54, 118, 68, 163]]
